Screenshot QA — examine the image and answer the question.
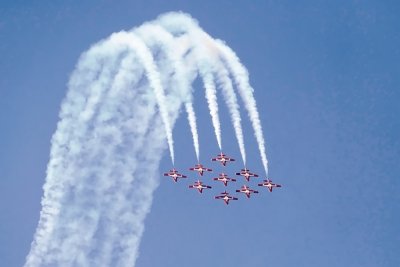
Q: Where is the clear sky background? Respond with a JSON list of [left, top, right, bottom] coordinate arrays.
[[1, 1, 399, 266]]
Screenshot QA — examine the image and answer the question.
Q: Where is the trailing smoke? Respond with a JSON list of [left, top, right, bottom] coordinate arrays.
[[25, 12, 269, 267], [215, 40, 269, 175]]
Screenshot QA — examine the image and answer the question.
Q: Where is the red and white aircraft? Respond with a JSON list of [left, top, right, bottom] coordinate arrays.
[[258, 179, 282, 192], [235, 168, 259, 182], [163, 168, 187, 183], [211, 152, 235, 166], [236, 185, 259, 198], [189, 164, 212, 176], [214, 191, 238, 205], [189, 180, 212, 194], [213, 173, 237, 186]]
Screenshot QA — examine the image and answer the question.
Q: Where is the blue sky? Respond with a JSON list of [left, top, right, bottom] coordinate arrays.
[[1, 1, 399, 266]]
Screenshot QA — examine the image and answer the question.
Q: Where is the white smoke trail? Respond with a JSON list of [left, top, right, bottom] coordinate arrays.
[[24, 38, 128, 267], [26, 11, 268, 267], [117, 32, 176, 166], [214, 63, 247, 165], [135, 23, 200, 162], [201, 69, 222, 150], [185, 102, 200, 161], [157, 13, 247, 163], [215, 40, 269, 176], [25, 31, 183, 267], [158, 14, 224, 151]]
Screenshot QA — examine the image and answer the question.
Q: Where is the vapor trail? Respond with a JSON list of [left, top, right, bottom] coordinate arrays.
[[214, 63, 246, 165], [201, 70, 222, 150], [157, 13, 247, 163], [135, 23, 200, 162], [215, 40, 269, 176], [24, 31, 182, 267], [26, 12, 269, 267], [185, 102, 200, 161], [117, 33, 176, 165], [158, 15, 223, 151], [24, 38, 127, 267]]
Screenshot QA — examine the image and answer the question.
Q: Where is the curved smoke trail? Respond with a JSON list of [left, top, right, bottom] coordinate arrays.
[[157, 13, 263, 169], [25, 30, 185, 267], [158, 15, 224, 151], [214, 63, 247, 166], [25, 12, 268, 267], [136, 23, 200, 162], [185, 102, 200, 161], [215, 40, 269, 176]]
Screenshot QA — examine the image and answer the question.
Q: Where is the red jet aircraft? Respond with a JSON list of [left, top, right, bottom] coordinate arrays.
[[258, 179, 282, 192], [236, 185, 259, 198], [213, 173, 237, 186], [163, 168, 187, 183], [189, 180, 212, 194], [189, 164, 212, 176], [214, 191, 238, 205], [235, 168, 259, 182], [211, 152, 235, 166]]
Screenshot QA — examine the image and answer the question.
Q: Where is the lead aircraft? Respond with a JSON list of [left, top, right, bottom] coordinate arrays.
[[258, 179, 282, 192], [163, 168, 187, 183], [213, 173, 237, 186], [214, 191, 238, 205], [236, 185, 259, 198], [189, 180, 212, 194], [189, 164, 212, 176], [235, 168, 259, 182], [211, 152, 235, 166]]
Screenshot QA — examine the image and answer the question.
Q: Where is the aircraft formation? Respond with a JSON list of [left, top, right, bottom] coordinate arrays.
[[163, 152, 282, 205]]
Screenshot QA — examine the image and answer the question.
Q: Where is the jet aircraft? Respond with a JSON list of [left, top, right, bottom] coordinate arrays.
[[214, 191, 238, 205], [189, 164, 212, 176], [235, 168, 259, 182], [189, 180, 212, 194], [211, 152, 235, 166], [236, 185, 259, 198], [258, 179, 282, 192], [213, 173, 237, 186], [163, 168, 187, 183]]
